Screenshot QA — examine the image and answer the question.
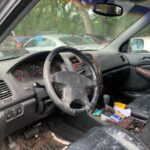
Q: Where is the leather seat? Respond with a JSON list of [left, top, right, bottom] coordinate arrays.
[[127, 95, 150, 120], [140, 118, 150, 148], [67, 126, 149, 150]]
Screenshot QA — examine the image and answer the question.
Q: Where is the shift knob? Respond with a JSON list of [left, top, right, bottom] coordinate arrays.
[[103, 94, 110, 107]]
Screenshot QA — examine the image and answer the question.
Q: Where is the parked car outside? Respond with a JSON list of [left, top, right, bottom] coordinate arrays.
[[0, 36, 31, 48], [23, 34, 104, 53], [83, 34, 112, 44]]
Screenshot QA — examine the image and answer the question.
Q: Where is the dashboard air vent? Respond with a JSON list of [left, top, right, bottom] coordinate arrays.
[[70, 56, 80, 64], [0, 80, 12, 100]]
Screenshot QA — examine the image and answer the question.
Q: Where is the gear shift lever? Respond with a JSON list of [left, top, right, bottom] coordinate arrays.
[[103, 94, 110, 111]]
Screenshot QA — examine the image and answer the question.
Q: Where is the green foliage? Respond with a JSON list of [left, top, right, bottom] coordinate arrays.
[[135, 24, 150, 37], [14, 0, 149, 39], [15, 0, 82, 36]]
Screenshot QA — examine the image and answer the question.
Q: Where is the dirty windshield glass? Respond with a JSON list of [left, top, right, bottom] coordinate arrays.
[[60, 36, 95, 46], [0, 0, 148, 60]]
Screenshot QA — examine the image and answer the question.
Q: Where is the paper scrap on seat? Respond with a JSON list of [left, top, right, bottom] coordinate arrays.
[[114, 106, 131, 117]]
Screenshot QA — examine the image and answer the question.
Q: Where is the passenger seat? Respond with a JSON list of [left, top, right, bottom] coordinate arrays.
[[127, 95, 150, 120]]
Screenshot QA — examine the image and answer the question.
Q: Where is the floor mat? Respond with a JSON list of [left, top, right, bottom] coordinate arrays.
[[48, 118, 84, 142], [32, 139, 65, 150], [13, 126, 68, 150]]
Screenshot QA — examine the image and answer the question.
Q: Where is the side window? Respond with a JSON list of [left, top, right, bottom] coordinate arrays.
[[129, 24, 150, 53], [37, 38, 56, 47], [25, 40, 37, 47]]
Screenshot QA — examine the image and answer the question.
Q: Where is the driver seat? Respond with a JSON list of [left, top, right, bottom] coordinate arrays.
[[67, 126, 149, 150]]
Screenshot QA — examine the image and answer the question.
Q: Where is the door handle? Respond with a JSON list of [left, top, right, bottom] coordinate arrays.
[[136, 67, 150, 80]]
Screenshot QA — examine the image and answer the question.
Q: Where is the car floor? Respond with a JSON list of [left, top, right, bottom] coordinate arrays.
[[1, 115, 85, 150], [1, 110, 150, 150]]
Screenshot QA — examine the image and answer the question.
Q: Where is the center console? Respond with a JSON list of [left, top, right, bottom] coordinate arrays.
[[90, 94, 148, 135], [92, 106, 147, 134], [63, 94, 148, 136]]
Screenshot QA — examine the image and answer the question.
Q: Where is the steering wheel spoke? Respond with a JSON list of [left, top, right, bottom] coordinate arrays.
[[86, 77, 97, 88], [62, 86, 73, 105]]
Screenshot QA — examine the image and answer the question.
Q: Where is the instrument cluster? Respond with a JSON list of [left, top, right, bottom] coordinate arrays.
[[12, 62, 44, 82]]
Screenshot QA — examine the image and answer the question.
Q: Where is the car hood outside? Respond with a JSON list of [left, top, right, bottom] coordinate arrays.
[[73, 43, 106, 51]]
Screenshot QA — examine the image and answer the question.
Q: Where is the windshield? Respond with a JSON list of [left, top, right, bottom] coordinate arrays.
[[60, 35, 95, 46], [0, 0, 149, 60]]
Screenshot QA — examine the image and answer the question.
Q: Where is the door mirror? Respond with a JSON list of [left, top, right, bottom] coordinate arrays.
[[130, 38, 144, 53], [93, 3, 123, 17]]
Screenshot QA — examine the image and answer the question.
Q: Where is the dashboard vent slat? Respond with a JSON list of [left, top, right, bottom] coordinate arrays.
[[0, 80, 12, 100]]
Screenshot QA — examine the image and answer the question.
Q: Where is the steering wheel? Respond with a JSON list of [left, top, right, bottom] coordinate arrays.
[[43, 47, 101, 115]]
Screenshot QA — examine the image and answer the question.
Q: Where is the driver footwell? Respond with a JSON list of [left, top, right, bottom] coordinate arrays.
[[13, 128, 68, 150], [2, 122, 72, 150], [1, 116, 85, 150]]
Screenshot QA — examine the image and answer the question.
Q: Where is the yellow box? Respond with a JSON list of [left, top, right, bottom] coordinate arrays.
[[114, 102, 126, 109]]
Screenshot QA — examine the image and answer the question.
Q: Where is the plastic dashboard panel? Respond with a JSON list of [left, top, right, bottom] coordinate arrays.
[[0, 51, 130, 111], [96, 53, 129, 73]]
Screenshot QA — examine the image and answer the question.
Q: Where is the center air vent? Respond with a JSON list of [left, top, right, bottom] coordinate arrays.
[[0, 80, 12, 100], [69, 56, 80, 64]]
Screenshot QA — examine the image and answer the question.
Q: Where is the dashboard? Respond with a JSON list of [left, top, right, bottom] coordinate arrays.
[[0, 50, 129, 139]]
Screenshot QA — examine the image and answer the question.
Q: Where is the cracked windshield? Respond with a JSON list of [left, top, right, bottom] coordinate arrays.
[[0, 0, 145, 60]]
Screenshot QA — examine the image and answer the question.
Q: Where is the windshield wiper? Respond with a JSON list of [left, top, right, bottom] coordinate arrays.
[[80, 49, 97, 51]]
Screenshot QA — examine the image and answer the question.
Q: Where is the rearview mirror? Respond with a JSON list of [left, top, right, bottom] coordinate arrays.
[[93, 3, 123, 17]]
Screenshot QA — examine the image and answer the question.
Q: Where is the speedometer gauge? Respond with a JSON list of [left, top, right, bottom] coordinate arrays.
[[30, 64, 43, 77]]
